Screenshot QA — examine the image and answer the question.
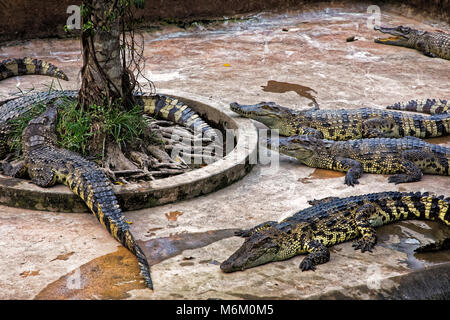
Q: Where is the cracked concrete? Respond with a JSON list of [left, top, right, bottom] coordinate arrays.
[[0, 2, 449, 299]]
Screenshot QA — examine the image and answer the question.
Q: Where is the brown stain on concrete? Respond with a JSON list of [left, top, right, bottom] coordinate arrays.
[[424, 135, 450, 146], [50, 252, 75, 262], [34, 228, 238, 300], [35, 246, 147, 300], [20, 270, 40, 278], [262, 80, 318, 106], [165, 210, 183, 221], [300, 168, 346, 183]]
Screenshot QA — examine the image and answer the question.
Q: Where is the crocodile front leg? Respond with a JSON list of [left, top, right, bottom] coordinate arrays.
[[332, 157, 364, 186], [352, 204, 377, 252], [2, 160, 28, 178], [299, 240, 330, 271]]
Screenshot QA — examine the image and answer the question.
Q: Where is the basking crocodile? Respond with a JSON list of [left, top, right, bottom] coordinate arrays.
[[374, 25, 450, 60], [268, 135, 449, 186], [220, 191, 449, 272], [230, 99, 450, 140], [4, 106, 153, 288], [0, 57, 69, 81]]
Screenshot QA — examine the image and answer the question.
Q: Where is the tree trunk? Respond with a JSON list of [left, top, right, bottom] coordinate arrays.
[[79, 0, 134, 110]]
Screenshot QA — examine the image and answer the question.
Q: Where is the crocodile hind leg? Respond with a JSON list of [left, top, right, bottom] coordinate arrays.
[[387, 156, 423, 184], [299, 240, 330, 271], [362, 118, 395, 138], [332, 157, 364, 186], [352, 204, 377, 252]]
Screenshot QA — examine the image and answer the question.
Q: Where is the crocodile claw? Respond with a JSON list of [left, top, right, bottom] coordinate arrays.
[[344, 176, 359, 187], [352, 238, 376, 253], [299, 258, 316, 271]]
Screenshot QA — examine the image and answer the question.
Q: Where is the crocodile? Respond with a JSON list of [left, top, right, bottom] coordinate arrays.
[[374, 25, 450, 60], [5, 106, 153, 288], [268, 135, 449, 186], [220, 191, 449, 272], [230, 99, 450, 140], [0, 57, 69, 81]]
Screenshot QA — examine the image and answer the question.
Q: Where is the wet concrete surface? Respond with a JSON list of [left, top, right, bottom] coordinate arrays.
[[0, 2, 449, 299]]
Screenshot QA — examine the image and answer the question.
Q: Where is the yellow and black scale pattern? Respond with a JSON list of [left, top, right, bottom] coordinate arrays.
[[18, 107, 153, 288], [230, 100, 450, 140], [0, 57, 68, 81], [137, 93, 219, 142], [220, 191, 450, 272], [387, 98, 448, 115], [273, 135, 449, 186]]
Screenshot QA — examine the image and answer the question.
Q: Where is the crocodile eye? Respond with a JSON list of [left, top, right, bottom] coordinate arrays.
[[262, 105, 276, 111]]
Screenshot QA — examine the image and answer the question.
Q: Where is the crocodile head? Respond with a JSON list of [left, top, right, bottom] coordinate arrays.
[[220, 226, 301, 272], [374, 25, 422, 47], [268, 135, 329, 161], [22, 106, 58, 151], [230, 102, 298, 136]]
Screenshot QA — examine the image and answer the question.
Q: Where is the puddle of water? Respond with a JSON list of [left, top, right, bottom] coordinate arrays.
[[34, 228, 238, 299], [377, 220, 450, 270], [262, 80, 318, 106], [140, 228, 239, 265]]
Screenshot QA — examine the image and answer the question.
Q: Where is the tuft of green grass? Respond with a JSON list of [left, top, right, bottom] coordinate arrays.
[[8, 98, 151, 158], [56, 99, 94, 155]]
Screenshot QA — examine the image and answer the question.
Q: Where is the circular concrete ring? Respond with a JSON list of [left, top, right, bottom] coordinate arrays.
[[0, 90, 258, 213]]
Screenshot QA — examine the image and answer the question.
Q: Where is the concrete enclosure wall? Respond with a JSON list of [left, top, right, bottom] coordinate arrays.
[[0, 0, 449, 43]]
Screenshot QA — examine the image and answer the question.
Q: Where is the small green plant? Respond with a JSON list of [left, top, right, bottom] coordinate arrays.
[[7, 96, 156, 160], [56, 99, 94, 154]]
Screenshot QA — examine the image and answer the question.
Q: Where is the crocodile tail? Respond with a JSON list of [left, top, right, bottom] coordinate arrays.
[[404, 192, 450, 226], [386, 99, 449, 115], [66, 164, 153, 289], [0, 57, 69, 81], [141, 94, 220, 142]]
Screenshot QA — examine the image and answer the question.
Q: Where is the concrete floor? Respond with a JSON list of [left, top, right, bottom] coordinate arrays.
[[0, 3, 449, 299]]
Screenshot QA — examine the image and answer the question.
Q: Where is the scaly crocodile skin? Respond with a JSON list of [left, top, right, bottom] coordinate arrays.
[[230, 100, 450, 140], [221, 191, 449, 272], [0, 57, 69, 81], [269, 135, 449, 186]]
